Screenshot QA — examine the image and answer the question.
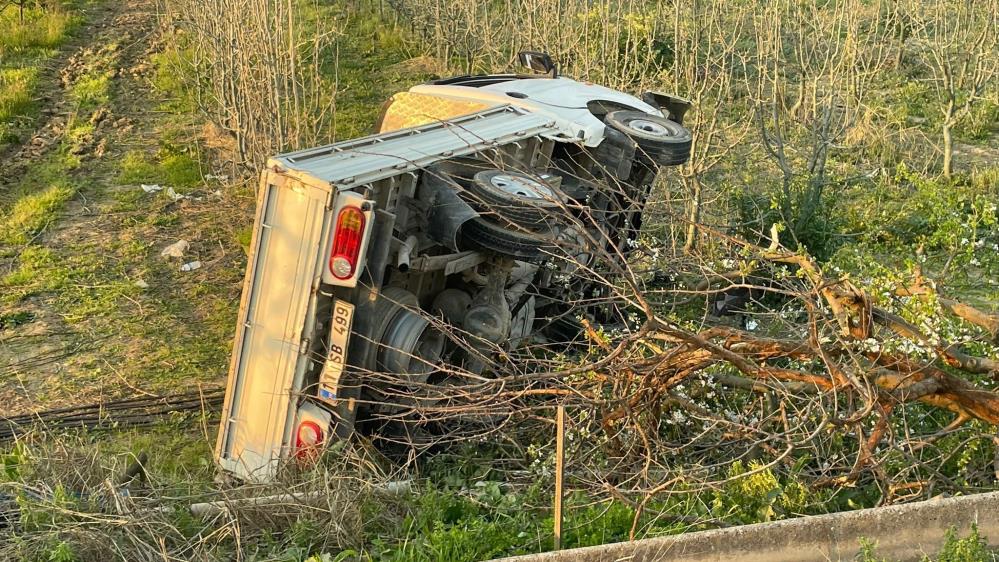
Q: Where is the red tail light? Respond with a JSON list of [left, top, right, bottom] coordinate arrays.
[[295, 420, 324, 459], [329, 206, 365, 280]]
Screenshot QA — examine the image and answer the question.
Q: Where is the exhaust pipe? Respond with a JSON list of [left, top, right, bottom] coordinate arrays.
[[396, 235, 418, 272]]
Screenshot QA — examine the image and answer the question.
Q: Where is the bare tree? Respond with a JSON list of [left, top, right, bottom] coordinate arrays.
[[747, 0, 894, 250], [666, 0, 751, 253], [396, 0, 671, 91], [909, 0, 999, 177], [159, 0, 340, 166]]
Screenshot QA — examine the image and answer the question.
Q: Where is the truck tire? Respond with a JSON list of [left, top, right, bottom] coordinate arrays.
[[459, 217, 558, 261], [604, 110, 691, 166], [463, 170, 565, 229], [360, 286, 419, 374]]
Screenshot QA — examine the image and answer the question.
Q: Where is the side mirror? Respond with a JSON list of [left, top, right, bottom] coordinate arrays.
[[517, 51, 557, 77], [642, 91, 692, 125]]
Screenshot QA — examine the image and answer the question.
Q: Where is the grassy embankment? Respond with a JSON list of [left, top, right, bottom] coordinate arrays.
[[0, 0, 235, 411]]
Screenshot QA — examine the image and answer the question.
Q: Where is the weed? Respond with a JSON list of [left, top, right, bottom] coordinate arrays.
[[557, 499, 635, 548], [0, 67, 39, 145], [46, 540, 77, 562], [0, 67, 37, 121], [858, 538, 890, 562], [857, 526, 997, 562], [65, 117, 94, 152], [710, 460, 815, 524], [235, 225, 253, 252], [0, 309, 35, 328]]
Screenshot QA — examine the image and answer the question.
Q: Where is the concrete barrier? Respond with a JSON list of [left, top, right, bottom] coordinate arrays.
[[491, 492, 999, 562]]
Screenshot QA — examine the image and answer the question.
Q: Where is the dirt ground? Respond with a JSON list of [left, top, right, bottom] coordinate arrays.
[[0, 0, 249, 415]]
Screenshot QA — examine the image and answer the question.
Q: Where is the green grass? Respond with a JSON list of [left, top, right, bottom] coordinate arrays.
[[52, 248, 141, 322], [0, 183, 76, 245], [0, 0, 234, 406], [160, 152, 202, 187], [118, 148, 203, 188], [2, 230, 236, 395], [69, 69, 112, 109], [0, 246, 68, 302], [0, 67, 37, 118], [0, 3, 81, 149], [118, 149, 160, 183], [149, 47, 198, 113], [325, 3, 432, 141], [0, 5, 76, 54], [0, 238, 144, 318], [0, 67, 38, 144]]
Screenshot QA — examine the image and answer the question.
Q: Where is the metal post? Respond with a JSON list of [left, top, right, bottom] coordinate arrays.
[[554, 404, 565, 550]]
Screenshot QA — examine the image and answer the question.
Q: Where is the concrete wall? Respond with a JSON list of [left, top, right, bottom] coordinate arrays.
[[492, 492, 999, 562]]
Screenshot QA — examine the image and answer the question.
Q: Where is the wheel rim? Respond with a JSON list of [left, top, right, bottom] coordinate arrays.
[[489, 173, 557, 201], [378, 309, 445, 379], [628, 118, 670, 137]]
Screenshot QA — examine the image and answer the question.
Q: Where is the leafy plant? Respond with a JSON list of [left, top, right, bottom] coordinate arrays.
[[929, 525, 994, 562]]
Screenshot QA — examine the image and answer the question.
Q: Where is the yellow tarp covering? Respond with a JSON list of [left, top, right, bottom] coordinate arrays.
[[377, 92, 496, 133]]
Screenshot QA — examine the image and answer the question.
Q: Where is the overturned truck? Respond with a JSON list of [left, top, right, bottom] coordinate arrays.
[[216, 53, 692, 481]]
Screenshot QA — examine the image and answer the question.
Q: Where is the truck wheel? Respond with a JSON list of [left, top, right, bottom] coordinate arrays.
[[375, 288, 443, 378], [378, 307, 445, 379], [459, 216, 558, 261], [362, 287, 445, 423], [604, 110, 691, 166], [362, 287, 443, 381], [463, 170, 565, 229]]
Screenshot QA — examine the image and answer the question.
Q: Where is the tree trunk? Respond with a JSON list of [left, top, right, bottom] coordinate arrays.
[[942, 121, 954, 178], [942, 98, 956, 178], [683, 176, 702, 254]]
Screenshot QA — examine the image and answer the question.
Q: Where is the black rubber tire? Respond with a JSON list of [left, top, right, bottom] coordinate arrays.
[[463, 170, 565, 229], [604, 110, 692, 166], [458, 217, 558, 261], [362, 286, 445, 418]]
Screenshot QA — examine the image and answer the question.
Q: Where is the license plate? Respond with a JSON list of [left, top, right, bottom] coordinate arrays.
[[319, 299, 354, 403]]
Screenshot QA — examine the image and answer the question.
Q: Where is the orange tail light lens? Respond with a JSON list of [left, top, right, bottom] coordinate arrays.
[[329, 206, 365, 280]]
